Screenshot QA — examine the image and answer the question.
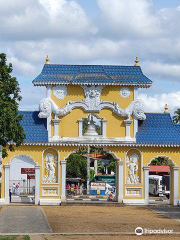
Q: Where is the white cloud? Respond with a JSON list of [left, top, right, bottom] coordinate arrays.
[[0, 0, 91, 41], [97, 0, 161, 38], [139, 92, 180, 113], [0, 0, 180, 108]]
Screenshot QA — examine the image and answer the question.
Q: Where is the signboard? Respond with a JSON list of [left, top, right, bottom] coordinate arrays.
[[27, 174, 35, 180], [21, 168, 35, 174], [91, 182, 106, 190]]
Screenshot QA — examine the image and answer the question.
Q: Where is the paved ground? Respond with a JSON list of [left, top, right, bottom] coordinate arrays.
[[148, 205, 180, 221], [43, 205, 180, 233], [0, 206, 52, 233], [43, 234, 180, 240]]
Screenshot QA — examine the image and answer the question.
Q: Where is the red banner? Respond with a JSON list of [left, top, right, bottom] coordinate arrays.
[[21, 168, 35, 174], [27, 174, 35, 179]]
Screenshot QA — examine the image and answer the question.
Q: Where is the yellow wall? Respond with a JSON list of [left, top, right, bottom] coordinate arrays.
[[1, 145, 180, 203], [51, 85, 135, 138]]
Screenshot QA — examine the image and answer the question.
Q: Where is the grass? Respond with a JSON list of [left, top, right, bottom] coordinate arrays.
[[0, 236, 30, 240]]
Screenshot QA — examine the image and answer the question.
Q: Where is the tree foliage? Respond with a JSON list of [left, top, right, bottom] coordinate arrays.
[[150, 157, 169, 166], [0, 53, 25, 158], [66, 153, 87, 179], [173, 108, 180, 123]]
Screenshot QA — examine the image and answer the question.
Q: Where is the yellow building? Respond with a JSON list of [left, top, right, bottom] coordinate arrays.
[[0, 57, 180, 205]]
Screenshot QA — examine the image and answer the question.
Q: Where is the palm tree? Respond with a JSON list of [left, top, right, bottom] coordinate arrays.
[[173, 109, 180, 123]]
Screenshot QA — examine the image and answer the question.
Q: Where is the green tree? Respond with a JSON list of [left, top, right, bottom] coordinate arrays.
[[173, 109, 180, 123], [66, 153, 87, 179], [108, 161, 116, 173], [90, 169, 95, 181], [0, 53, 25, 159], [150, 157, 168, 166]]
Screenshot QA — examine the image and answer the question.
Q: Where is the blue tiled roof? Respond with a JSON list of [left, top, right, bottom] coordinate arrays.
[[33, 64, 152, 87], [137, 113, 180, 144], [19, 111, 48, 142]]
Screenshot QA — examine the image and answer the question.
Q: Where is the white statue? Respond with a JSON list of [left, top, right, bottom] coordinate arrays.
[[44, 153, 57, 183], [126, 153, 139, 184]]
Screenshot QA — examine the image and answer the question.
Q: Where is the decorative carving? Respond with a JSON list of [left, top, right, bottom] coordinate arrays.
[[125, 188, 142, 196], [43, 153, 58, 183], [39, 98, 52, 118], [126, 153, 139, 184], [53, 85, 67, 99], [42, 187, 59, 196], [38, 97, 146, 120], [120, 87, 130, 98], [133, 99, 146, 120], [82, 86, 103, 110]]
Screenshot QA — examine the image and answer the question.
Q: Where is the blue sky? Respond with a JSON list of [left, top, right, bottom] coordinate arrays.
[[1, 0, 180, 113]]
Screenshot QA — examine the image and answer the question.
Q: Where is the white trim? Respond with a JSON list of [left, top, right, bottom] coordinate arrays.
[[125, 148, 143, 185], [9, 154, 38, 166], [133, 87, 138, 138], [172, 166, 179, 205], [60, 160, 67, 202], [123, 199, 146, 205], [13, 142, 180, 147], [46, 85, 52, 139], [41, 147, 60, 185], [39, 198, 61, 205], [46, 85, 51, 98], [48, 137, 136, 143], [134, 87, 138, 99], [33, 81, 152, 88]]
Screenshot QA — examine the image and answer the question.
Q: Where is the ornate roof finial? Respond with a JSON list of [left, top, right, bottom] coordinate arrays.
[[45, 55, 50, 65], [134, 57, 139, 66], [164, 104, 168, 113]]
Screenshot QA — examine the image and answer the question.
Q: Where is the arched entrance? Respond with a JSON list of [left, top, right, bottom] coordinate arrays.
[[64, 147, 123, 203], [146, 156, 179, 205], [4, 155, 40, 204]]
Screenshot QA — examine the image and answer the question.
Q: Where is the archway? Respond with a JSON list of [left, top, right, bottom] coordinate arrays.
[[64, 147, 123, 202], [4, 155, 40, 204], [147, 156, 179, 205]]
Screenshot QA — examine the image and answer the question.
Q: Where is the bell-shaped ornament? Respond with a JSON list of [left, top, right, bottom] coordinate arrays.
[[84, 115, 98, 136]]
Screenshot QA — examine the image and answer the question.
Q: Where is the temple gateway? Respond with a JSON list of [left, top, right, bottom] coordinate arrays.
[[0, 57, 180, 205]]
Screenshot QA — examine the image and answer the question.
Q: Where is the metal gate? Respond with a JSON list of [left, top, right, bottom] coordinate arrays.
[[10, 180, 35, 203]]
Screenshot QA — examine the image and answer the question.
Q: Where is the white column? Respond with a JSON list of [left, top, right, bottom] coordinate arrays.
[[143, 166, 149, 205], [61, 160, 67, 202], [94, 159, 98, 175], [124, 120, 132, 139], [35, 166, 40, 205], [116, 160, 123, 203], [78, 119, 83, 137], [52, 117, 61, 139], [4, 165, 10, 204], [46, 85, 52, 139], [172, 166, 179, 205], [133, 87, 138, 138], [102, 120, 107, 137]]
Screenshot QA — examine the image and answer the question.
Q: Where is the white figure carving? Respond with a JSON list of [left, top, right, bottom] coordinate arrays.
[[133, 99, 146, 120], [39, 98, 52, 118], [43, 153, 57, 183], [126, 153, 139, 184], [53, 86, 67, 99], [83, 86, 103, 109], [120, 87, 130, 98]]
